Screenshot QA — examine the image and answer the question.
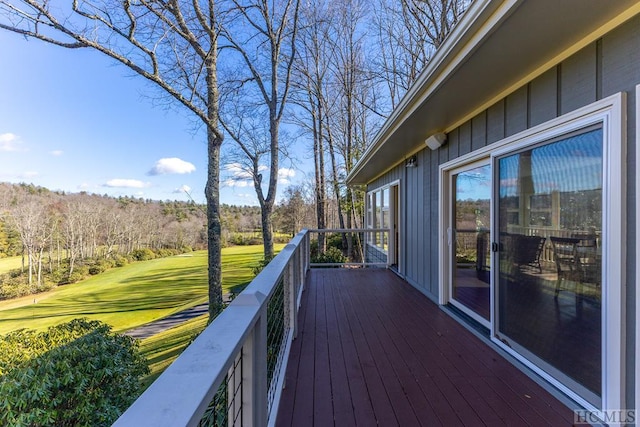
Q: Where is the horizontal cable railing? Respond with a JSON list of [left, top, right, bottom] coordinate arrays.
[[114, 227, 387, 426], [114, 230, 310, 427], [308, 228, 391, 268]]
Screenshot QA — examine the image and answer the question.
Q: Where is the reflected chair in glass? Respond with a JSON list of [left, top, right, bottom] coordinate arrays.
[[550, 236, 600, 304]]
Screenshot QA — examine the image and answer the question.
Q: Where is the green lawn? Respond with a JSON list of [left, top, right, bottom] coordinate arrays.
[[0, 245, 281, 335], [139, 314, 209, 388], [0, 256, 23, 275]]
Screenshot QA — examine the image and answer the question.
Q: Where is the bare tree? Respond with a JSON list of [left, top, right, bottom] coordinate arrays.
[[8, 194, 51, 286], [327, 0, 376, 259], [0, 0, 226, 316], [290, 0, 336, 251], [372, 0, 470, 110], [218, 0, 300, 261]]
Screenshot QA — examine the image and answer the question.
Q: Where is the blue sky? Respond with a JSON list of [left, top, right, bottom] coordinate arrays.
[[0, 31, 309, 205]]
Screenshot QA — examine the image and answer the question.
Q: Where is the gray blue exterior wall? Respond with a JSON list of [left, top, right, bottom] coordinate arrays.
[[366, 15, 640, 407]]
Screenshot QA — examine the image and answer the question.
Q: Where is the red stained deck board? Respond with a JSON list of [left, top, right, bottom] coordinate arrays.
[[276, 269, 574, 426], [327, 272, 378, 426]]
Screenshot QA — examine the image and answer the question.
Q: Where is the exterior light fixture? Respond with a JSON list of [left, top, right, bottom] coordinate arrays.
[[405, 155, 417, 168], [425, 132, 447, 150]]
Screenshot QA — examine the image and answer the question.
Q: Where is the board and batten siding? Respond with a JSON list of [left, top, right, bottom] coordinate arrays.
[[366, 16, 639, 376]]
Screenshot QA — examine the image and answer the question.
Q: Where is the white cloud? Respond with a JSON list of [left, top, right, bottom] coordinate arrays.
[[223, 179, 251, 188], [173, 185, 192, 194], [224, 163, 267, 180], [148, 157, 196, 175], [18, 171, 38, 179], [278, 167, 296, 185], [223, 163, 268, 187], [104, 179, 150, 188], [50, 150, 64, 156], [278, 168, 296, 179], [0, 133, 23, 152]]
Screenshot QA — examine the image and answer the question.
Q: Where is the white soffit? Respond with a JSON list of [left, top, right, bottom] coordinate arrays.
[[347, 0, 640, 185]]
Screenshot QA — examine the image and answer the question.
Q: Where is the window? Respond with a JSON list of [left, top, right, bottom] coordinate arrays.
[[366, 185, 391, 253]]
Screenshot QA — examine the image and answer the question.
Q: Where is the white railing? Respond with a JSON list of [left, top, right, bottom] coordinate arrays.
[[308, 228, 390, 268], [114, 227, 390, 427], [114, 230, 310, 427]]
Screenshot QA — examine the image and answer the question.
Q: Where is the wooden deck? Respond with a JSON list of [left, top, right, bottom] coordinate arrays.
[[276, 269, 575, 426]]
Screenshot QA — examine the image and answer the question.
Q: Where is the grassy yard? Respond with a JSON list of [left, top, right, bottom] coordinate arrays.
[[139, 314, 209, 388], [0, 256, 23, 275], [0, 245, 281, 335]]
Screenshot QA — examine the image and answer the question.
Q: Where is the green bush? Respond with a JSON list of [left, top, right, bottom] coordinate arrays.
[[0, 319, 149, 426], [66, 265, 89, 284], [88, 259, 114, 275], [326, 233, 344, 250], [310, 234, 344, 260], [130, 248, 156, 261], [0, 273, 56, 300], [112, 254, 128, 267], [311, 246, 347, 264]]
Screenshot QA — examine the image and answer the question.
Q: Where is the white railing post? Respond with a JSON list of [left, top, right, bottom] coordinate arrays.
[[235, 292, 268, 427], [286, 257, 297, 339], [304, 232, 310, 271]]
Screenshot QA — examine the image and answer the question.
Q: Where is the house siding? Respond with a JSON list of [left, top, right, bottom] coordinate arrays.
[[601, 16, 640, 407], [366, 14, 640, 407]]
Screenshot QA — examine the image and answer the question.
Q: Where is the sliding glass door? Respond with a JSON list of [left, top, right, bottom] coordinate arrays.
[[449, 162, 491, 325], [495, 126, 603, 407]]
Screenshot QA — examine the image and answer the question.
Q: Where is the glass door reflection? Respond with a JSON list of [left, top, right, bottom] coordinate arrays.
[[496, 126, 603, 407], [451, 163, 491, 324]]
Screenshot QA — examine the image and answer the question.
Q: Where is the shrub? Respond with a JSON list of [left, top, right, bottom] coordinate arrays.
[[247, 237, 263, 246], [311, 246, 347, 264], [0, 273, 55, 300], [88, 259, 114, 275], [326, 233, 344, 250], [0, 319, 150, 426], [66, 265, 89, 284], [130, 248, 156, 261], [0, 274, 31, 299], [112, 255, 128, 267]]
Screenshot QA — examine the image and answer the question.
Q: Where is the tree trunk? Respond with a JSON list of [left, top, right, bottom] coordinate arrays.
[[205, 137, 224, 318], [27, 249, 33, 285], [206, 42, 224, 319], [261, 204, 274, 261], [313, 109, 326, 252], [37, 246, 44, 286], [326, 129, 347, 252]]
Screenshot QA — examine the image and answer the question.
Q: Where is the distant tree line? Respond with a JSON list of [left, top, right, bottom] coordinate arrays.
[[0, 183, 210, 298], [0, 182, 333, 299], [0, 0, 469, 317]]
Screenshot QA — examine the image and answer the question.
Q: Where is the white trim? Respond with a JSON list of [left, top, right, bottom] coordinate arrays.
[[438, 93, 627, 412], [439, 157, 491, 328], [443, 3, 640, 135], [636, 84, 640, 418], [347, 0, 513, 184], [488, 92, 627, 412], [365, 180, 401, 261], [438, 169, 447, 305], [349, 2, 640, 186]]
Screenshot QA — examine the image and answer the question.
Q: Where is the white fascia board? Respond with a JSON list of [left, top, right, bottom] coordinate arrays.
[[346, 0, 518, 185]]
